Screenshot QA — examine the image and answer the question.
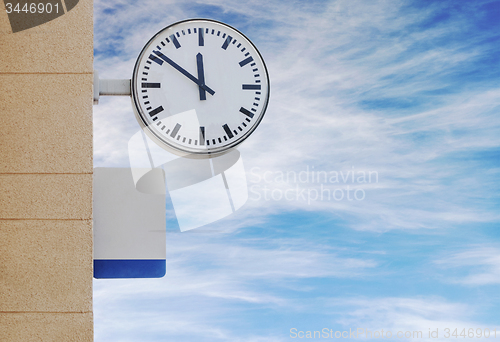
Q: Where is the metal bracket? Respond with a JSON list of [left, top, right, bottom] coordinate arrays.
[[93, 70, 131, 105]]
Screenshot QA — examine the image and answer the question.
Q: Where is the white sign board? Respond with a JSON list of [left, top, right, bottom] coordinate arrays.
[[93, 167, 166, 278]]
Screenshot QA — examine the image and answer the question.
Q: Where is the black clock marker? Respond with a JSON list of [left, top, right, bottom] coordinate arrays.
[[223, 124, 234, 139], [239, 107, 254, 118], [142, 83, 161, 88], [149, 106, 164, 117], [221, 36, 232, 50], [198, 28, 204, 46], [199, 127, 205, 146], [171, 123, 181, 138], [239, 56, 254, 67], [170, 34, 181, 49], [149, 54, 163, 66], [242, 84, 261, 90]]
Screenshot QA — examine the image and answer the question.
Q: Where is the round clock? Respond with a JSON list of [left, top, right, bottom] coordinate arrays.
[[131, 19, 270, 157]]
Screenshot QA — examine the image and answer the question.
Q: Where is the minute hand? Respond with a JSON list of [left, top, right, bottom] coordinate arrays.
[[153, 50, 215, 96]]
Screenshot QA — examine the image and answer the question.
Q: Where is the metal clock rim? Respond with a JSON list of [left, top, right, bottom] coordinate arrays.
[[131, 18, 270, 156]]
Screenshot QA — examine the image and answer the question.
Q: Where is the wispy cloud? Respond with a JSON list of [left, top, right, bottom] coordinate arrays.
[[94, 236, 377, 341], [436, 245, 500, 285], [332, 296, 496, 341]]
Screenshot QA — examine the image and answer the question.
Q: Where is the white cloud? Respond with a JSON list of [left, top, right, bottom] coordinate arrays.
[[333, 296, 498, 341], [435, 246, 500, 285], [94, 236, 377, 341]]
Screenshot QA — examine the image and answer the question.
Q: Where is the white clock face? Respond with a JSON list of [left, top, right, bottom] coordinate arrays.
[[131, 19, 270, 156]]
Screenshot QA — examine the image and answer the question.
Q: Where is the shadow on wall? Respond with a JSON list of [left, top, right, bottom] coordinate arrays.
[[4, 0, 79, 33]]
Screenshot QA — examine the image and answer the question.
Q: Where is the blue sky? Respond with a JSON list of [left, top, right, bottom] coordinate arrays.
[[93, 0, 500, 341]]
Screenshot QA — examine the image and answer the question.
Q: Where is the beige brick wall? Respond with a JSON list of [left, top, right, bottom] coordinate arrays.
[[0, 1, 93, 341]]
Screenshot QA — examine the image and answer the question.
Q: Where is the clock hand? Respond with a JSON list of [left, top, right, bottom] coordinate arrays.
[[196, 53, 206, 101], [153, 50, 215, 96]]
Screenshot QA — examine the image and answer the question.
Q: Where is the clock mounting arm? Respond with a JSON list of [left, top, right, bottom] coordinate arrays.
[[93, 70, 132, 105]]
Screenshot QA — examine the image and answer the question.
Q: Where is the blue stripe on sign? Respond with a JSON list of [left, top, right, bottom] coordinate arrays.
[[94, 259, 166, 279]]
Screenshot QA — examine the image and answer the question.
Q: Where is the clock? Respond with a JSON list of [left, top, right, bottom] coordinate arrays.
[[131, 19, 270, 157]]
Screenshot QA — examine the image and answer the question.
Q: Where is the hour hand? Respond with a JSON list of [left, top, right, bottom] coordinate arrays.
[[197, 53, 206, 101], [153, 50, 215, 96]]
